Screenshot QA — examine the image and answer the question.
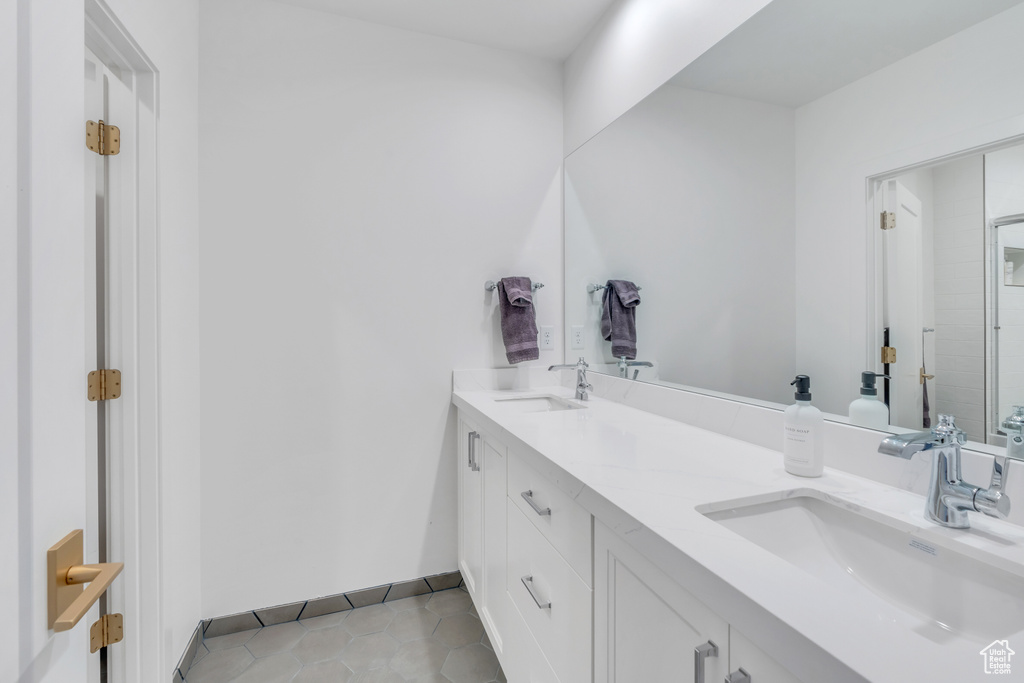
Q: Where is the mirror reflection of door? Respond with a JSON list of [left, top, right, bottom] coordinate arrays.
[[878, 142, 1024, 445], [881, 180, 924, 431]]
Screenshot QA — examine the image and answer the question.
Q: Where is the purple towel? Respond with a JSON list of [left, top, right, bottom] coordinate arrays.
[[601, 280, 641, 359], [498, 277, 539, 364]]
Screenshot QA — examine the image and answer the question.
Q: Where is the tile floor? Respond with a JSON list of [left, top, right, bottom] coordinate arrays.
[[184, 587, 507, 683]]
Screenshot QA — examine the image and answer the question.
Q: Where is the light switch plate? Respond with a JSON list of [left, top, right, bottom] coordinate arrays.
[[540, 326, 554, 349], [571, 326, 585, 350]]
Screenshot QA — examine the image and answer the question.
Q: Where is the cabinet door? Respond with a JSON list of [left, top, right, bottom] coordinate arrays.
[[595, 522, 729, 683], [481, 436, 508, 656], [728, 628, 804, 683], [458, 416, 483, 599]]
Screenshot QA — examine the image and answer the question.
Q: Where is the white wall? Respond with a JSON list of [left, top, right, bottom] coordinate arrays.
[[564, 84, 796, 404], [4, 0, 201, 680], [795, 3, 1024, 415], [198, 0, 563, 618], [562, 0, 771, 155]]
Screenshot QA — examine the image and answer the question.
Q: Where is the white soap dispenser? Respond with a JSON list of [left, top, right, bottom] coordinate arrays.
[[784, 375, 824, 477], [849, 371, 890, 430]]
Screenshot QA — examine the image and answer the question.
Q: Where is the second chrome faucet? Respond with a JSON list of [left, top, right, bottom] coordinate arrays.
[[549, 357, 592, 401], [879, 413, 1013, 529]]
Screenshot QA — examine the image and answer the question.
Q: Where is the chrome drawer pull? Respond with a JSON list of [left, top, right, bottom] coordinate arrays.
[[694, 640, 718, 683], [521, 490, 551, 516], [468, 431, 480, 471], [725, 669, 751, 683], [520, 575, 551, 609]]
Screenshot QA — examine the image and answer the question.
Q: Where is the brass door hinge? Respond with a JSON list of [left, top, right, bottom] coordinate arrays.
[[880, 211, 895, 230], [90, 613, 123, 653], [881, 346, 897, 364], [86, 120, 120, 156], [87, 369, 122, 401]]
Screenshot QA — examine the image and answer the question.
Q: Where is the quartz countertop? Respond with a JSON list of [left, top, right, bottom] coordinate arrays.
[[452, 383, 1024, 683]]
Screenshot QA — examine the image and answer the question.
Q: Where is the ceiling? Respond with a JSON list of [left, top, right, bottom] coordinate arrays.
[[273, 0, 619, 61], [671, 0, 1024, 107]]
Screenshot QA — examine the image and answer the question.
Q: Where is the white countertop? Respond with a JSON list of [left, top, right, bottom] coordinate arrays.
[[452, 383, 1024, 683]]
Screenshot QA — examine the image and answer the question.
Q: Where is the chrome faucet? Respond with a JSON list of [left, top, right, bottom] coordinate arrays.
[[617, 356, 653, 380], [548, 357, 592, 401], [878, 414, 1011, 529], [999, 406, 1024, 490]]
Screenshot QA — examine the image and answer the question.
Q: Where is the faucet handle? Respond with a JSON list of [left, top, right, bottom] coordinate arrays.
[[576, 357, 589, 368], [932, 414, 967, 446], [1003, 406, 1024, 434]]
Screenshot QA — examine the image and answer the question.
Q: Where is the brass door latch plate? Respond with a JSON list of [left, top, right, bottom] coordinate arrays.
[[88, 369, 121, 401], [90, 613, 124, 653], [86, 120, 120, 155]]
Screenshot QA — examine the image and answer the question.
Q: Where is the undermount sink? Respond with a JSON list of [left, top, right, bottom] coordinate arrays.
[[699, 489, 1024, 644], [492, 395, 585, 414]]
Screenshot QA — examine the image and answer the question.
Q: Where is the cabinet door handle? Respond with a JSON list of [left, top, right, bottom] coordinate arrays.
[[694, 640, 718, 683], [520, 575, 551, 609], [725, 669, 751, 683], [521, 490, 551, 516], [468, 431, 480, 471]]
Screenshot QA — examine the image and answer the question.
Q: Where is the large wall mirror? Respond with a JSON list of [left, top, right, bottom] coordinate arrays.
[[564, 0, 1024, 447]]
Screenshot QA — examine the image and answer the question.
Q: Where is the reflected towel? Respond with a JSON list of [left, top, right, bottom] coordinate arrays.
[[601, 280, 641, 359], [498, 277, 539, 364], [922, 362, 931, 429]]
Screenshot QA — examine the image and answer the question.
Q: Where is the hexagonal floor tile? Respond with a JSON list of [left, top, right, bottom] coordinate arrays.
[[388, 638, 450, 679], [183, 646, 253, 683], [433, 613, 484, 649], [425, 589, 473, 617], [292, 658, 355, 683], [344, 604, 395, 636], [244, 621, 307, 658], [291, 624, 354, 664], [441, 643, 499, 683], [385, 607, 441, 642], [339, 632, 401, 672], [231, 652, 301, 682]]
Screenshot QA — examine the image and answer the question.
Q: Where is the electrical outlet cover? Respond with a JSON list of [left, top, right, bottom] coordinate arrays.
[[540, 326, 554, 349], [571, 325, 585, 350]]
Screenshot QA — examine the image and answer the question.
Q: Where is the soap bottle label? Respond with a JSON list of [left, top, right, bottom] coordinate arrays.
[[785, 425, 812, 464]]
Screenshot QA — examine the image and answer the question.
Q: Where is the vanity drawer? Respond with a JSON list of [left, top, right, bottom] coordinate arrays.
[[508, 451, 592, 585], [507, 498, 592, 683]]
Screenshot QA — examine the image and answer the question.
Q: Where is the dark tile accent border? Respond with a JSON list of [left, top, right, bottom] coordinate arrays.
[[172, 570, 463, 681]]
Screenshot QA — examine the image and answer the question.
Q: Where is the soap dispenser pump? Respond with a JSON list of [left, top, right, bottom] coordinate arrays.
[[849, 371, 890, 430], [784, 375, 824, 477]]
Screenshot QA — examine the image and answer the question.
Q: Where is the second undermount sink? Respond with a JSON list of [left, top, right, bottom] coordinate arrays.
[[699, 489, 1024, 644], [493, 395, 585, 414]]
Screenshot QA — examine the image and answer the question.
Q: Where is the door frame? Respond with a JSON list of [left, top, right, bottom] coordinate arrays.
[[85, 2, 162, 680]]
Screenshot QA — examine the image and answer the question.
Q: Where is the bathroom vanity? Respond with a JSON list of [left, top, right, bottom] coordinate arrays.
[[452, 370, 1024, 683]]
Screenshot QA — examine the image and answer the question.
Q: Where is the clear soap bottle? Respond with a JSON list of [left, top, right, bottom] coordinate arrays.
[[784, 375, 824, 477]]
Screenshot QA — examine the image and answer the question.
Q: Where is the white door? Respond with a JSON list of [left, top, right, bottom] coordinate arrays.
[[7, 9, 157, 682], [882, 180, 924, 430]]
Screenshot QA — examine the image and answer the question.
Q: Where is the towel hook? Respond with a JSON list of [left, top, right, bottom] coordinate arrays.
[[485, 280, 544, 292], [588, 283, 642, 293]]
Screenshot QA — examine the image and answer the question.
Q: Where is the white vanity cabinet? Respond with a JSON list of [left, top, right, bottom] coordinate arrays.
[[457, 414, 512, 656], [595, 521, 802, 683], [457, 415, 485, 600], [458, 407, 801, 683]]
